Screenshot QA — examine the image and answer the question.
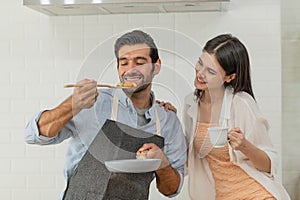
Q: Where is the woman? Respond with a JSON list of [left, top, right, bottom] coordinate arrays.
[[183, 34, 290, 199]]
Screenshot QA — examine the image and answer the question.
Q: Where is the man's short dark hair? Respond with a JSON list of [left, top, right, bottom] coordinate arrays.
[[114, 30, 159, 63]]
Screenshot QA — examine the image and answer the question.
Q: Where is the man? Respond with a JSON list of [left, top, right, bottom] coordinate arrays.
[[25, 30, 186, 199]]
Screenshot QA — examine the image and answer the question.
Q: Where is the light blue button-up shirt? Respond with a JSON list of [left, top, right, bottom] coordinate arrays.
[[25, 88, 187, 195]]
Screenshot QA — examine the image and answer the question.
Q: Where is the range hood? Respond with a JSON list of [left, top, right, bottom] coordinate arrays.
[[23, 0, 230, 16]]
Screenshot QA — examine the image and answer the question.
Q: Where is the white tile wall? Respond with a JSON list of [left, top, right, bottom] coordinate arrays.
[[0, 0, 289, 199], [282, 0, 300, 199]]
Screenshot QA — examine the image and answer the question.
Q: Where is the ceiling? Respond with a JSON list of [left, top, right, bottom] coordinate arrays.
[[23, 0, 230, 15]]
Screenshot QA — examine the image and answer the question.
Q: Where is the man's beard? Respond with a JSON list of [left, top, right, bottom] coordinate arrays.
[[120, 74, 152, 96], [125, 82, 151, 94], [120, 65, 155, 96], [121, 79, 152, 96]]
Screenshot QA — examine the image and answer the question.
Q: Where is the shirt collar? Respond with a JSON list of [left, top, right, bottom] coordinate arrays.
[[117, 89, 156, 117]]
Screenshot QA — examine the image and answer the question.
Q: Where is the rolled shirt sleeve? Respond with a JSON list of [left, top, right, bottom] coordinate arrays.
[[25, 110, 72, 145], [159, 109, 187, 196]]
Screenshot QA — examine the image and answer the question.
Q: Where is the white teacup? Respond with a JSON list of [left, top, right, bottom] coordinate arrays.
[[207, 126, 229, 148]]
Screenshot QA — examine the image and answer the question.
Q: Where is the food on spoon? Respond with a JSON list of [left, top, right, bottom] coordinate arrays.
[[136, 150, 149, 160], [117, 82, 137, 88]]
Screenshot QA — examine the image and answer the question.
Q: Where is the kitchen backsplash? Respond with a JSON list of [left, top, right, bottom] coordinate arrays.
[[1, 0, 298, 199]]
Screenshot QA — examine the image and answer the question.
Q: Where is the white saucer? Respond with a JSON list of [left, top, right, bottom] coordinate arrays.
[[105, 159, 161, 173]]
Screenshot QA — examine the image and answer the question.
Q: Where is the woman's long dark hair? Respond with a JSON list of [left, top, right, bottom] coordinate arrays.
[[194, 34, 255, 101]]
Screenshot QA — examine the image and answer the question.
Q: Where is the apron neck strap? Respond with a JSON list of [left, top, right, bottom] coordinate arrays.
[[111, 90, 161, 136], [111, 90, 119, 121], [154, 108, 161, 136]]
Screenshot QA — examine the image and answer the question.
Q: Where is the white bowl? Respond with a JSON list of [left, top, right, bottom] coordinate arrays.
[[105, 159, 161, 173]]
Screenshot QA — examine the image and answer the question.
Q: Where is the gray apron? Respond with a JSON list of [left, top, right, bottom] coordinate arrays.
[[63, 91, 164, 200]]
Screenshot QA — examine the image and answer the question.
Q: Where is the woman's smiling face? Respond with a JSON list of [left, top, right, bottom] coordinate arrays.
[[194, 52, 229, 92]]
